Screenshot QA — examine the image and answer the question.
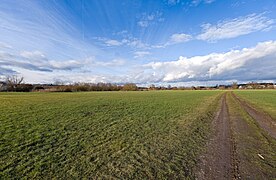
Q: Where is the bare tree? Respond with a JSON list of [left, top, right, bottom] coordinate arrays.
[[232, 82, 238, 89], [122, 83, 137, 91], [6, 75, 24, 91]]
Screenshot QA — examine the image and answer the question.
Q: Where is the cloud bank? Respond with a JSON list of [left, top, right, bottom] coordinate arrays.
[[133, 41, 276, 83], [1, 41, 276, 84]]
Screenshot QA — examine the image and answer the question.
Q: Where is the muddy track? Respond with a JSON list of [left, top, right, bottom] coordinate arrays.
[[197, 93, 239, 180], [197, 92, 276, 179], [231, 92, 276, 139]]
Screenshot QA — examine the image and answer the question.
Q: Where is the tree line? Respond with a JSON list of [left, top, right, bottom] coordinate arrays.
[[0, 75, 139, 92], [0, 75, 275, 92]]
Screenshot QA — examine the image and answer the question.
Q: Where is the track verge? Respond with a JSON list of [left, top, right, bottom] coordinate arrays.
[[231, 92, 276, 139]]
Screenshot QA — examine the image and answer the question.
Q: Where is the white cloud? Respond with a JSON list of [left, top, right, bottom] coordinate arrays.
[[127, 39, 149, 49], [0, 42, 12, 49], [105, 39, 123, 46], [137, 12, 163, 28], [0, 50, 126, 76], [137, 41, 276, 83], [149, 33, 192, 48], [134, 51, 151, 58], [167, 33, 192, 45], [0, 66, 16, 75], [0, 50, 87, 72], [204, 0, 215, 4], [197, 13, 275, 41], [137, 21, 149, 28], [100, 13, 274, 49], [91, 58, 125, 67], [191, 0, 216, 6], [20, 51, 46, 59], [0, 48, 128, 84], [97, 36, 151, 50], [2, 42, 276, 85], [98, 32, 192, 50], [113, 30, 128, 36], [167, 0, 215, 6], [167, 0, 180, 5]]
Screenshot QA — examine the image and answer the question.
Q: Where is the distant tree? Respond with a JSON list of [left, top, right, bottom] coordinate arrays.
[[33, 86, 45, 91], [122, 83, 137, 91], [16, 84, 34, 92], [53, 80, 64, 86], [6, 75, 24, 91], [248, 81, 258, 89], [218, 85, 225, 90], [149, 84, 156, 90], [232, 82, 238, 89]]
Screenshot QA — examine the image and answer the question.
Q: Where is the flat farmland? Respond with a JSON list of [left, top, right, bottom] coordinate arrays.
[[226, 91, 276, 179], [197, 90, 276, 179], [0, 91, 222, 179], [234, 90, 276, 120]]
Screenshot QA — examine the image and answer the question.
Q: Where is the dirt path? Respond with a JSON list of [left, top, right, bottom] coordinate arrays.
[[197, 93, 238, 180], [197, 92, 276, 179], [231, 92, 276, 139]]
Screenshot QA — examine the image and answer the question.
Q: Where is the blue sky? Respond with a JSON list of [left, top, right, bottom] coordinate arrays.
[[0, 0, 276, 85]]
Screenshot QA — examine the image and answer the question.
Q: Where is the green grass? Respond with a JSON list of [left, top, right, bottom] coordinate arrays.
[[234, 90, 276, 120], [0, 91, 222, 179], [227, 92, 276, 179]]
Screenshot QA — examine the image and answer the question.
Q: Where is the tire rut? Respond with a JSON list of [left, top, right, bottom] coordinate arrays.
[[231, 92, 276, 139], [197, 93, 239, 180]]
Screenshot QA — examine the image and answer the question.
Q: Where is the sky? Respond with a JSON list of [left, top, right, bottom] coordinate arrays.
[[0, 0, 276, 86]]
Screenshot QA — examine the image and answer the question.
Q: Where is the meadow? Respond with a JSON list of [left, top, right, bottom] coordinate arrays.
[[0, 91, 222, 179], [234, 90, 276, 120]]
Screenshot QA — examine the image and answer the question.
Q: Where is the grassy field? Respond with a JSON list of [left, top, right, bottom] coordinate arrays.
[[227, 92, 276, 179], [0, 91, 222, 179], [234, 90, 276, 120]]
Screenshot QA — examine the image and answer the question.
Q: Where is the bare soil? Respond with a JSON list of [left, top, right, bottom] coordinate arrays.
[[232, 92, 276, 139], [197, 93, 239, 179]]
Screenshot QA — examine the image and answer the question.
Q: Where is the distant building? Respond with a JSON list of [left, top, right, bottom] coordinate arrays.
[[258, 85, 266, 89], [246, 85, 253, 89]]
